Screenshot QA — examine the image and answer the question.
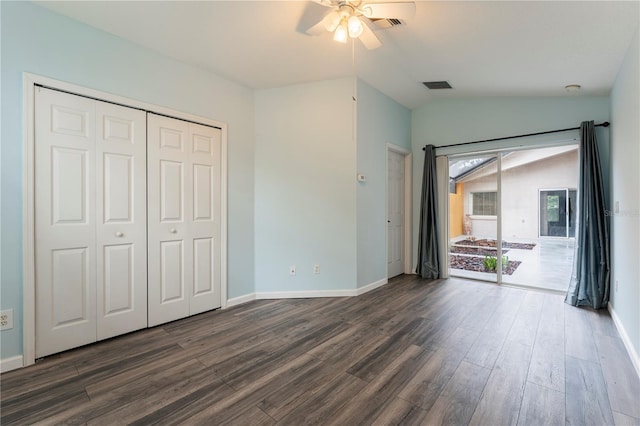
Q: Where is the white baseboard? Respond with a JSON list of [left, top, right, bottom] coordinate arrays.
[[1, 355, 24, 373], [225, 293, 256, 308], [356, 278, 388, 295], [255, 278, 389, 300], [608, 303, 640, 379], [256, 289, 356, 299]]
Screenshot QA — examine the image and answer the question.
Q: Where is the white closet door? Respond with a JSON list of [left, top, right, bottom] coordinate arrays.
[[189, 122, 221, 315], [35, 87, 97, 357], [148, 114, 221, 326], [35, 88, 148, 357], [95, 101, 147, 339]]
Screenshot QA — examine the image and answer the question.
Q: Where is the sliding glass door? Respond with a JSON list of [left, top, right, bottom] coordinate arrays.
[[448, 145, 578, 292], [539, 189, 577, 238], [448, 154, 499, 283]]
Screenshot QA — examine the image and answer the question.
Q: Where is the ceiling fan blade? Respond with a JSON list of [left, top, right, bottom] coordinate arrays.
[[305, 18, 328, 36], [305, 10, 342, 36], [312, 0, 337, 7], [362, 2, 416, 20], [359, 18, 382, 50]]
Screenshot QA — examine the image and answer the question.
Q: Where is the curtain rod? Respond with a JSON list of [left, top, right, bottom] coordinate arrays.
[[422, 121, 610, 151]]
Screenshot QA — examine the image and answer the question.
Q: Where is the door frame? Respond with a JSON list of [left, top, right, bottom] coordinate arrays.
[[386, 144, 412, 276], [22, 73, 228, 367]]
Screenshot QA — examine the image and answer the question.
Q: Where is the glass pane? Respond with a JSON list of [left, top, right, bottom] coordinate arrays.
[[568, 190, 577, 237], [540, 190, 567, 237], [501, 145, 578, 292], [448, 155, 498, 283]]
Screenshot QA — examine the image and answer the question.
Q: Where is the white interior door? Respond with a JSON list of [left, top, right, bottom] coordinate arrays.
[[95, 101, 147, 340], [387, 150, 405, 278], [147, 114, 221, 327], [35, 88, 97, 357], [35, 88, 147, 357]]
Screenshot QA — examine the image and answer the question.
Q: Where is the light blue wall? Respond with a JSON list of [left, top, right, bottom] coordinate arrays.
[[0, 2, 255, 359], [610, 27, 639, 360], [254, 78, 357, 293], [356, 80, 411, 287], [411, 96, 611, 268]]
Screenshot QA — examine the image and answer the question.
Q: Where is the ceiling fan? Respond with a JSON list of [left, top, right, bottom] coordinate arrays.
[[305, 0, 416, 49]]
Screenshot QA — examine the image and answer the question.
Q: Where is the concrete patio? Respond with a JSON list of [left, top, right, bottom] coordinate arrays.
[[449, 237, 574, 292]]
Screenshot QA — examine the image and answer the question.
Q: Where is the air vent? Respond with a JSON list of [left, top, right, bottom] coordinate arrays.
[[422, 81, 453, 90], [371, 18, 404, 29]]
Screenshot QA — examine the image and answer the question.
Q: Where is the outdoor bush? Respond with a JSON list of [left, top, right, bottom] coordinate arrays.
[[483, 255, 497, 271], [483, 255, 509, 271]]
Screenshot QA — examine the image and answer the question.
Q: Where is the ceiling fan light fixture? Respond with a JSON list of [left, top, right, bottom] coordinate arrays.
[[333, 18, 349, 43], [347, 15, 364, 38]]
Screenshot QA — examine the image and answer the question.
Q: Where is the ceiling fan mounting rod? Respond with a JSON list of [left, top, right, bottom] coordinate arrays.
[[338, 1, 369, 17]]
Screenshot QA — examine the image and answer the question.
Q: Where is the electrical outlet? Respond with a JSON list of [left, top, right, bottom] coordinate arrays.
[[615, 280, 619, 292], [0, 309, 13, 331], [313, 264, 320, 274], [289, 265, 296, 276]]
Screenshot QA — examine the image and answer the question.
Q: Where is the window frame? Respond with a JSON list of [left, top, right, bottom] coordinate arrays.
[[471, 191, 498, 216]]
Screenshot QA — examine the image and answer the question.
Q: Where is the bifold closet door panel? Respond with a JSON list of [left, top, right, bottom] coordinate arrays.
[[188, 122, 221, 316], [35, 87, 98, 357], [35, 88, 148, 358], [95, 101, 147, 340], [147, 114, 191, 326], [147, 114, 221, 327]]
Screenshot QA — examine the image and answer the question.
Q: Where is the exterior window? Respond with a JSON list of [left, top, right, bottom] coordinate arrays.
[[472, 192, 497, 216]]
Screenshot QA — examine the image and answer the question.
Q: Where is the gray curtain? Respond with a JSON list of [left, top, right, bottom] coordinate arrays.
[[416, 145, 440, 279], [565, 121, 610, 309]]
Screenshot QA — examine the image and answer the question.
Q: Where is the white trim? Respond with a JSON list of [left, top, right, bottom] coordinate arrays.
[[387, 143, 411, 156], [227, 279, 388, 308], [225, 293, 256, 308], [0, 355, 24, 373], [228, 277, 388, 308], [404, 153, 413, 274], [386, 143, 413, 275], [608, 303, 640, 379], [220, 125, 228, 309], [355, 278, 388, 295], [256, 289, 357, 299], [22, 72, 229, 367], [256, 278, 388, 300], [23, 74, 37, 367]]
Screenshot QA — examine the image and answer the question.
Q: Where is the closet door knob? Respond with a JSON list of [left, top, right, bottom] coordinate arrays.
[[170, 228, 177, 234], [115, 231, 124, 237]]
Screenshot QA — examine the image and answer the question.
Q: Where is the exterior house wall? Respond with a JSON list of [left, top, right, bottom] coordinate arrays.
[[461, 149, 578, 240], [449, 183, 464, 238]]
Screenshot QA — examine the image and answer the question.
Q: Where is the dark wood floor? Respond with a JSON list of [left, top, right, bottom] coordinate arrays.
[[2, 275, 639, 425]]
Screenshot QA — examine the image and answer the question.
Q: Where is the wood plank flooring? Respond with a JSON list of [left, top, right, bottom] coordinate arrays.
[[2, 275, 639, 425]]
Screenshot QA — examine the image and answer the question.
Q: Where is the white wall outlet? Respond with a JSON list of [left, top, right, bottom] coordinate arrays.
[[615, 280, 619, 292], [289, 265, 296, 276], [313, 264, 320, 274], [0, 309, 13, 331]]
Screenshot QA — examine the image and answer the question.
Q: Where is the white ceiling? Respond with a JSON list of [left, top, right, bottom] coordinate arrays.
[[35, 1, 640, 109]]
